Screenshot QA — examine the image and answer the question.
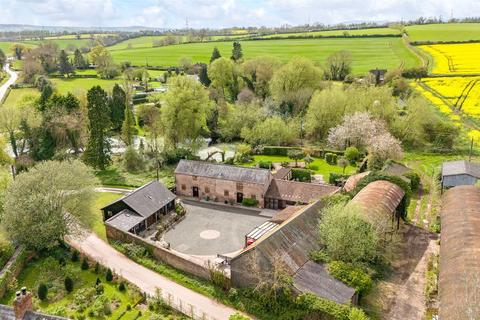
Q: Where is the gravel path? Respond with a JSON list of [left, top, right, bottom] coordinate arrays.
[[0, 64, 17, 103]]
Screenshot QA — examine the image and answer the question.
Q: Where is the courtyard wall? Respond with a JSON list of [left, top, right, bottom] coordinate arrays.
[[106, 224, 212, 280]]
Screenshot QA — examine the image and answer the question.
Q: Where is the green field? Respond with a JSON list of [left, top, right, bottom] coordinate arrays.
[[44, 33, 117, 40], [259, 27, 401, 39], [51, 77, 120, 95], [108, 36, 169, 50], [1, 88, 39, 107], [21, 39, 92, 50], [406, 23, 480, 42], [110, 37, 419, 74], [89, 192, 123, 241], [0, 41, 35, 55]]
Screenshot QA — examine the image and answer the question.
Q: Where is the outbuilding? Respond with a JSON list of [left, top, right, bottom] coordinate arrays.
[[441, 160, 480, 188]]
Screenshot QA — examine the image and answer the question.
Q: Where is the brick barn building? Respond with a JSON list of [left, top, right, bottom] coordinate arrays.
[[175, 160, 272, 207]]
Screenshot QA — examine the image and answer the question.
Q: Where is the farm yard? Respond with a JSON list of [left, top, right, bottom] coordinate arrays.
[[109, 37, 419, 73]]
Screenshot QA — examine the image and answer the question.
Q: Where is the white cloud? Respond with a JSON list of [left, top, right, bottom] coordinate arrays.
[[0, 0, 479, 28]]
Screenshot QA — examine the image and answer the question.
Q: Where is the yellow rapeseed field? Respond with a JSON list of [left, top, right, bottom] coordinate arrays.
[[420, 43, 480, 74]]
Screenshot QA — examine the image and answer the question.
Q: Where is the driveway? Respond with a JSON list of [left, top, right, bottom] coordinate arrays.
[[66, 232, 241, 320], [0, 64, 18, 103], [164, 201, 270, 256]]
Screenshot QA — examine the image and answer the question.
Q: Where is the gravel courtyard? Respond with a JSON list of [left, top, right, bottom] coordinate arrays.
[[163, 200, 271, 256]]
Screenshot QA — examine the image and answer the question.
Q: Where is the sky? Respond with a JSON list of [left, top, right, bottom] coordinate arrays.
[[1, 0, 479, 29]]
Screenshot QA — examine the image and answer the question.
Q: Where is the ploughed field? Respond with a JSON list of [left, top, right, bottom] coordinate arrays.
[[109, 37, 420, 74]]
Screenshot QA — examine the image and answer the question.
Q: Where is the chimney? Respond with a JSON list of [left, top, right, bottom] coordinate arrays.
[[13, 287, 32, 320]]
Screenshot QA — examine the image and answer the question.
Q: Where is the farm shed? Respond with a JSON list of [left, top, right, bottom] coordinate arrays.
[[349, 180, 405, 231], [441, 160, 480, 188], [264, 179, 340, 209], [439, 186, 480, 320], [230, 200, 356, 304], [103, 180, 176, 235], [343, 171, 370, 192]]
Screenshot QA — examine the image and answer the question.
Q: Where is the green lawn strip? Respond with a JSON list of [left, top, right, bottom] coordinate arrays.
[[0, 251, 175, 319], [251, 155, 356, 181], [110, 37, 419, 75], [87, 192, 123, 241], [94, 159, 175, 189], [50, 77, 120, 95], [2, 87, 39, 107]]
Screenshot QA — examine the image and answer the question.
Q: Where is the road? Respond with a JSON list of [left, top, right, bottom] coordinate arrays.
[[0, 64, 18, 103], [66, 232, 241, 320]]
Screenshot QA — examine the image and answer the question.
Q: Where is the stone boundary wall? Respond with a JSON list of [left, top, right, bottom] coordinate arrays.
[[106, 225, 211, 280], [0, 246, 29, 298]]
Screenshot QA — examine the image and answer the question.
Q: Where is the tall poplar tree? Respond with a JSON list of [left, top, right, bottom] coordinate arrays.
[[121, 104, 136, 146], [210, 47, 221, 63], [109, 84, 126, 131], [231, 41, 243, 62], [84, 86, 111, 170]]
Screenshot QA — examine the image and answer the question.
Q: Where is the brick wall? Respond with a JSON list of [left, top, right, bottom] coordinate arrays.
[[175, 174, 267, 207], [106, 225, 212, 280]]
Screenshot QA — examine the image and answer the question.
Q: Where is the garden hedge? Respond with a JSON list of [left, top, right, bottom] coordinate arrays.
[[259, 146, 344, 158], [291, 168, 311, 182]]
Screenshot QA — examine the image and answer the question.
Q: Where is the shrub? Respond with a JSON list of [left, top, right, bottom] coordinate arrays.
[[119, 282, 126, 292], [327, 261, 373, 295], [349, 307, 369, 320], [229, 313, 251, 320], [38, 283, 48, 300], [258, 161, 272, 169], [345, 146, 360, 163], [81, 258, 89, 270], [329, 173, 350, 185], [106, 268, 113, 282], [64, 277, 74, 293], [71, 250, 79, 262], [325, 153, 338, 165], [123, 146, 145, 173], [280, 161, 289, 167], [306, 164, 319, 171], [291, 168, 311, 182], [242, 198, 259, 207], [96, 283, 104, 295], [309, 250, 330, 263], [404, 172, 421, 192], [261, 146, 301, 156]]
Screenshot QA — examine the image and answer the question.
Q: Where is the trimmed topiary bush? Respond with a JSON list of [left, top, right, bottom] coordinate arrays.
[[81, 258, 89, 270], [345, 147, 360, 163], [64, 277, 74, 293], [258, 161, 273, 169], [106, 269, 113, 282], [325, 153, 338, 165], [118, 282, 126, 292], [38, 283, 48, 300]]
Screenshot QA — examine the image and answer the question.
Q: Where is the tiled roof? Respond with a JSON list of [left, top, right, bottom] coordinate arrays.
[[0, 305, 70, 320], [439, 186, 480, 320], [270, 205, 304, 223], [265, 179, 340, 203], [343, 171, 370, 192], [105, 209, 145, 232], [102, 181, 176, 218], [442, 160, 480, 178], [294, 261, 356, 304], [272, 167, 291, 180], [175, 160, 271, 185]]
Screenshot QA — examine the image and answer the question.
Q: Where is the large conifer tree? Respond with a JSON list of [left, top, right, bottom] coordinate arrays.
[[84, 86, 111, 169]]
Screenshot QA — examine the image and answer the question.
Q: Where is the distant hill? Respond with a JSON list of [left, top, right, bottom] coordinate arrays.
[[0, 24, 165, 33]]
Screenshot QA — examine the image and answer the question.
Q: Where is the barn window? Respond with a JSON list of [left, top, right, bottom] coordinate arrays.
[[181, 184, 186, 190], [193, 175, 198, 181], [224, 190, 229, 197]]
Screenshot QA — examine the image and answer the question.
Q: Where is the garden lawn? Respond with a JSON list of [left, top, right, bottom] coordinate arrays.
[[406, 23, 480, 42], [1, 88, 39, 107], [252, 155, 356, 181], [51, 77, 120, 95], [110, 37, 420, 75], [88, 192, 123, 241], [95, 157, 175, 189], [0, 251, 182, 319]]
